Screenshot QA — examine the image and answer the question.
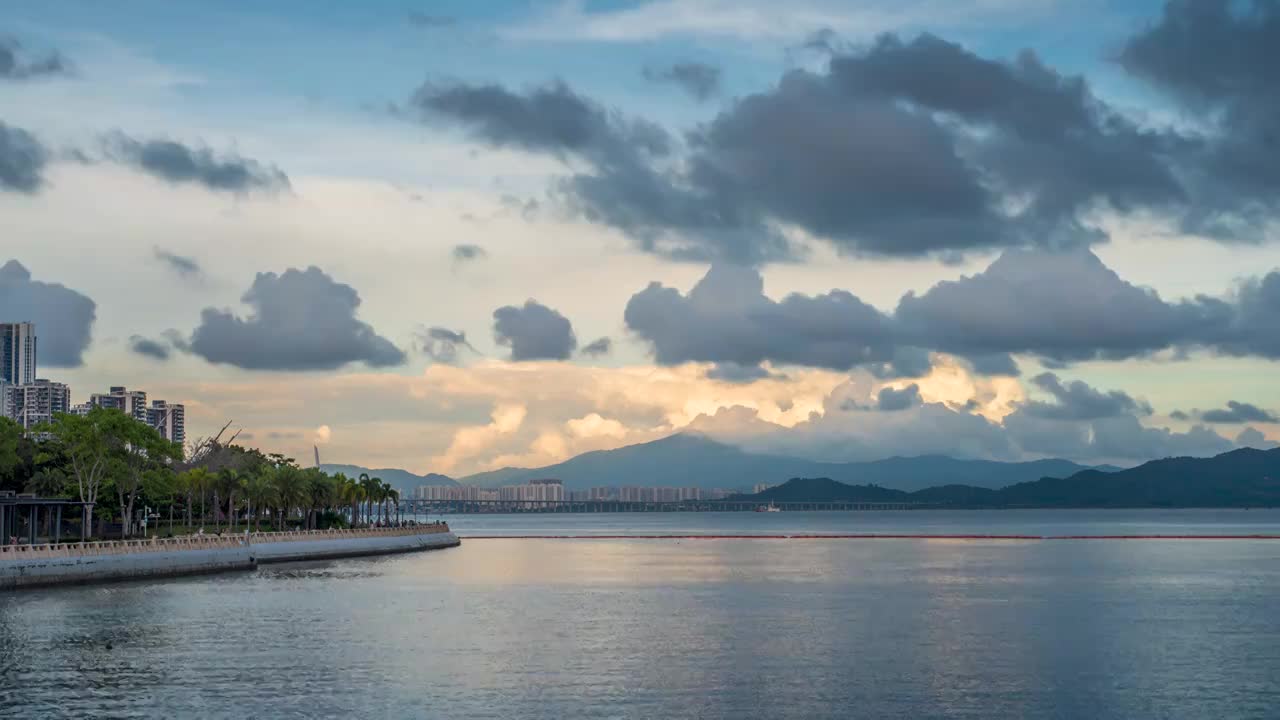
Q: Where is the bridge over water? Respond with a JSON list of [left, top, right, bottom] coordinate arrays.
[[403, 499, 920, 514]]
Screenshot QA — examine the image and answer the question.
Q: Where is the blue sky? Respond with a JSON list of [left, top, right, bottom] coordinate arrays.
[[4, 0, 1280, 475]]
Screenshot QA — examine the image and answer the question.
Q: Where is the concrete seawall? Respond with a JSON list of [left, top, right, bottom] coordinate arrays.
[[0, 524, 459, 590], [252, 526, 461, 563]]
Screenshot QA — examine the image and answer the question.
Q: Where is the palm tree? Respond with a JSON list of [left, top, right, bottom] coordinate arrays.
[[217, 468, 241, 532], [359, 473, 383, 526], [183, 467, 212, 530], [243, 468, 277, 532], [272, 465, 309, 530], [305, 470, 336, 529], [386, 486, 400, 525], [380, 481, 394, 524]]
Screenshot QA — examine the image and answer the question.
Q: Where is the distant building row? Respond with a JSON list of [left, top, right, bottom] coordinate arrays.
[[413, 481, 737, 503], [0, 322, 184, 445]]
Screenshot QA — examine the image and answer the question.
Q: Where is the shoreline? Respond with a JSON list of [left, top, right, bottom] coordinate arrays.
[[0, 524, 460, 591]]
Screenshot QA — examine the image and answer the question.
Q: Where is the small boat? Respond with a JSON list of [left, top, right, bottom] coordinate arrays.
[[755, 503, 781, 513]]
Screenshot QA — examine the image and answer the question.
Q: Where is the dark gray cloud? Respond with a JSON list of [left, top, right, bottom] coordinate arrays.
[[451, 244, 487, 262], [877, 384, 921, 411], [526, 33, 1188, 262], [416, 326, 476, 364], [625, 249, 1280, 376], [0, 39, 67, 80], [642, 61, 722, 101], [829, 34, 1183, 237], [581, 336, 612, 358], [129, 335, 171, 361], [1170, 409, 1190, 421], [185, 267, 405, 371], [868, 346, 933, 380], [0, 260, 95, 367], [407, 12, 456, 27], [0, 120, 48, 193], [103, 133, 289, 194], [410, 80, 670, 166], [706, 362, 780, 383], [1212, 270, 1280, 358], [493, 300, 577, 361], [625, 264, 897, 370], [965, 353, 1020, 377], [153, 247, 202, 278], [1200, 401, 1278, 424], [1119, 0, 1280, 239], [1001, 374, 1233, 461], [895, 249, 1227, 364], [1023, 372, 1152, 420]]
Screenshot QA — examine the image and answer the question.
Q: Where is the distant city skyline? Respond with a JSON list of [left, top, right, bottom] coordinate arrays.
[[0, 320, 185, 442], [4, 0, 1280, 475]]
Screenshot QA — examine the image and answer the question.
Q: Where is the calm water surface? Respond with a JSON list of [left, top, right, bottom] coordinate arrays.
[[3, 510, 1280, 719]]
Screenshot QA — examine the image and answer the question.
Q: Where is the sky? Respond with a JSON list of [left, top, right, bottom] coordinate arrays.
[[4, 0, 1280, 476]]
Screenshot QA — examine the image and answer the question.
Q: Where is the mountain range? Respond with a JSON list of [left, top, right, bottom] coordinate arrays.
[[747, 447, 1280, 508], [329, 433, 1121, 494], [317, 464, 459, 495]]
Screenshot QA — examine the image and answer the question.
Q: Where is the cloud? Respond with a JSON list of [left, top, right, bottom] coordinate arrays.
[[0, 260, 95, 367], [102, 133, 290, 194], [0, 39, 68, 80], [642, 61, 722, 100], [625, 249, 1280, 376], [581, 336, 612, 358], [1236, 427, 1280, 450], [184, 267, 405, 371], [877, 383, 921, 411], [895, 248, 1226, 364], [409, 80, 670, 166], [407, 12, 457, 27], [153, 247, 202, 278], [451, 244, 487, 263], [512, 32, 1186, 262], [493, 300, 578, 361], [706, 362, 781, 383], [314, 425, 332, 444], [1022, 372, 1152, 420], [416, 326, 476, 364], [1119, 0, 1280, 239], [1213, 270, 1280, 359], [129, 335, 171, 361], [999, 373, 1233, 463], [0, 121, 48, 193], [1169, 410, 1190, 421], [1200, 401, 1278, 424], [625, 264, 897, 370]]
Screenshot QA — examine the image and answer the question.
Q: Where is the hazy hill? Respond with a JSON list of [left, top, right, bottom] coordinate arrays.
[[318, 464, 458, 495], [744, 447, 1280, 508], [456, 433, 1116, 492]]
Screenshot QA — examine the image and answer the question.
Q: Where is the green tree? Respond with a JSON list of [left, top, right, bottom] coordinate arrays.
[[112, 418, 182, 537], [272, 464, 308, 529], [0, 417, 23, 487], [36, 407, 122, 510], [243, 467, 277, 532]]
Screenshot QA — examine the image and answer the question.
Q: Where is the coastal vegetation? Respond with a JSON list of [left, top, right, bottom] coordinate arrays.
[[0, 409, 401, 539]]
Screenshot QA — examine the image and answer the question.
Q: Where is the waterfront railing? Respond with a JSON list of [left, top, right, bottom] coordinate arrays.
[[0, 523, 451, 560]]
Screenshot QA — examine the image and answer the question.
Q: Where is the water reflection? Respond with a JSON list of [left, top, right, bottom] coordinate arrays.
[[1, 520, 1279, 718]]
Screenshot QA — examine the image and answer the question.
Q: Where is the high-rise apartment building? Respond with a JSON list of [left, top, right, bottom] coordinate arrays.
[[87, 386, 185, 447], [147, 400, 186, 447], [0, 322, 37, 387], [90, 386, 149, 422], [1, 379, 71, 429]]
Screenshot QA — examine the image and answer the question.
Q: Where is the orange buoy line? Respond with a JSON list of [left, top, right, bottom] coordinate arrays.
[[457, 533, 1280, 540]]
